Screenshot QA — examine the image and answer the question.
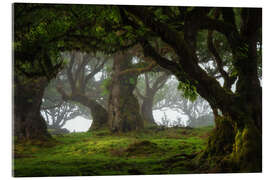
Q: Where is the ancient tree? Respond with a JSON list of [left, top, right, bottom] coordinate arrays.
[[41, 101, 88, 131], [108, 47, 157, 132], [56, 51, 109, 131], [121, 6, 262, 171], [13, 4, 65, 140], [13, 4, 136, 140], [135, 72, 170, 125]]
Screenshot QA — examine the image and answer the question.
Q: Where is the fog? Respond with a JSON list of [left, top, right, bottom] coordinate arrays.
[[62, 110, 188, 132], [41, 51, 214, 133], [63, 116, 92, 132]]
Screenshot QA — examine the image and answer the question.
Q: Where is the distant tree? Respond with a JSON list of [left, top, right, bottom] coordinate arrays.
[[153, 77, 214, 127], [41, 100, 90, 130], [56, 51, 109, 131], [40, 76, 91, 131], [13, 4, 139, 140], [55, 48, 159, 133], [158, 112, 170, 127], [107, 47, 156, 132], [135, 71, 170, 125], [171, 117, 185, 127]]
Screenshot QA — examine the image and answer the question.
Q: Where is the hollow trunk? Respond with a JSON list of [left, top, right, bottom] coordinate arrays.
[[14, 75, 51, 141], [108, 52, 144, 132], [141, 95, 156, 125]]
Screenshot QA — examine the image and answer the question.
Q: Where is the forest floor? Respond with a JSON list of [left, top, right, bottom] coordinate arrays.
[[13, 126, 213, 177]]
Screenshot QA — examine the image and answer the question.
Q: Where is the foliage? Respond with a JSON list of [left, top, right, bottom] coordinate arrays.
[[100, 77, 112, 96], [177, 81, 198, 102], [14, 4, 71, 78]]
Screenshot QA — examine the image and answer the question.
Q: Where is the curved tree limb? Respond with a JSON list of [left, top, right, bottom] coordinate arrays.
[[207, 30, 232, 90], [117, 61, 157, 76], [125, 6, 233, 112]]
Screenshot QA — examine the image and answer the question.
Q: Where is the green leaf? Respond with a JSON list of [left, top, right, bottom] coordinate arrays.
[[95, 26, 104, 33], [129, 78, 135, 85], [177, 81, 198, 101]]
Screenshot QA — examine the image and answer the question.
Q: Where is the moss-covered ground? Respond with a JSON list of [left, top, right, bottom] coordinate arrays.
[[13, 126, 213, 177]]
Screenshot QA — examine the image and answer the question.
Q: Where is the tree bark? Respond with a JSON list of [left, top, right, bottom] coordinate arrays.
[[137, 72, 169, 126], [141, 94, 156, 125], [108, 52, 144, 132], [125, 7, 262, 172], [72, 95, 109, 131], [14, 75, 51, 141], [56, 87, 109, 131]]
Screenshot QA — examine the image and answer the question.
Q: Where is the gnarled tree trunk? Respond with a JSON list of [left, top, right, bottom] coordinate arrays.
[[108, 52, 144, 132], [71, 94, 109, 131], [56, 51, 110, 131], [136, 72, 169, 126], [199, 97, 262, 172], [14, 75, 51, 141], [125, 6, 262, 172], [56, 87, 109, 131]]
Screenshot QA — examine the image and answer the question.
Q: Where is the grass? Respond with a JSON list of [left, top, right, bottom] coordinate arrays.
[[13, 126, 213, 177]]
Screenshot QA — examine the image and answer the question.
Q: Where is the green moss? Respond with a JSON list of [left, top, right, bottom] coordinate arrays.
[[13, 126, 212, 176], [229, 125, 262, 172], [205, 116, 235, 156], [191, 116, 236, 172], [125, 140, 159, 156], [192, 115, 262, 173]]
